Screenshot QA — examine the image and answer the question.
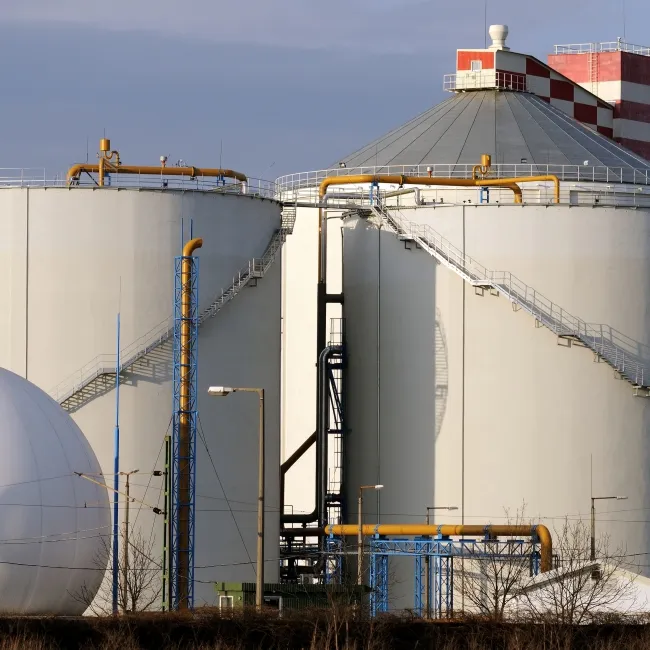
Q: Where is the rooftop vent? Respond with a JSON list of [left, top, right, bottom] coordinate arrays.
[[489, 24, 510, 51]]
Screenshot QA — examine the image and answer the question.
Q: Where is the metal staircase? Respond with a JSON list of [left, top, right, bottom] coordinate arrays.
[[367, 204, 649, 390], [50, 205, 297, 411]]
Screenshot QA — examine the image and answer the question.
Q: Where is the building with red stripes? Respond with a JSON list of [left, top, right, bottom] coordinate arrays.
[[449, 25, 615, 140], [549, 41, 650, 159]]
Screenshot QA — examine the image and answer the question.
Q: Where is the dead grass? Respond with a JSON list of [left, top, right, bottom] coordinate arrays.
[[0, 610, 648, 649]]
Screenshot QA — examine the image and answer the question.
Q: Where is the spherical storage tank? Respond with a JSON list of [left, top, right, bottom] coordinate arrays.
[[0, 170, 284, 606], [0, 368, 109, 615]]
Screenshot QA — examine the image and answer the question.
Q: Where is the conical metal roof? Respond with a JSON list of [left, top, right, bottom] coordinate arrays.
[[336, 91, 650, 176]]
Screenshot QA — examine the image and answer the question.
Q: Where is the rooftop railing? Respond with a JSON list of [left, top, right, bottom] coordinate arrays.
[[0, 170, 278, 199], [553, 39, 650, 57], [275, 163, 650, 196], [444, 71, 528, 93]]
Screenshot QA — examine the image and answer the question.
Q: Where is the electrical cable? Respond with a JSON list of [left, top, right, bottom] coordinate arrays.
[[120, 481, 282, 511], [131, 425, 169, 532], [0, 474, 75, 489], [0, 524, 111, 544], [197, 414, 255, 575]]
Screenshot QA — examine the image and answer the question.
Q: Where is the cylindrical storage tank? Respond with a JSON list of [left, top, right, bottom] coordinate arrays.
[[342, 198, 650, 608], [0, 367, 109, 614], [0, 186, 283, 607]]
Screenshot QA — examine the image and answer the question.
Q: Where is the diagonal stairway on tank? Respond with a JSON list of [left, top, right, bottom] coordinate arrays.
[[363, 204, 650, 392], [50, 205, 297, 412]]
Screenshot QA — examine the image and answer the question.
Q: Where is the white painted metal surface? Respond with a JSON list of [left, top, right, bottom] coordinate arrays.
[[341, 195, 650, 607], [0, 187, 283, 607], [0, 368, 109, 614]]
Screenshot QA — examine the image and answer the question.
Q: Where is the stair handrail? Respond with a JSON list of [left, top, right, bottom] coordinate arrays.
[[50, 210, 297, 405], [372, 206, 648, 387]]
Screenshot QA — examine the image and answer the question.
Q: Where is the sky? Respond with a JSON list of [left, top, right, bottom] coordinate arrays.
[[0, 0, 647, 179]]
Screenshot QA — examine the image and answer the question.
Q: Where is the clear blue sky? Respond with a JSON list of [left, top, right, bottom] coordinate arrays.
[[0, 0, 646, 178]]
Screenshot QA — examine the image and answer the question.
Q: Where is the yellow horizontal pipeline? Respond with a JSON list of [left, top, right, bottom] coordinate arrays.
[[325, 524, 553, 573], [319, 174, 523, 204], [67, 164, 247, 184], [319, 173, 562, 204]]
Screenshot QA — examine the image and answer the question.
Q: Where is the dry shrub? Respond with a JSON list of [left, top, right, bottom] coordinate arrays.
[[0, 610, 647, 649]]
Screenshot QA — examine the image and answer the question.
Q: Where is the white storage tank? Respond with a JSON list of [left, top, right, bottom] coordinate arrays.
[[0, 180, 284, 607], [280, 80, 650, 608]]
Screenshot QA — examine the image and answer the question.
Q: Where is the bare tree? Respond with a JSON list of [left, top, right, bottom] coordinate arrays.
[[520, 517, 641, 624], [72, 529, 162, 615], [457, 506, 535, 620]]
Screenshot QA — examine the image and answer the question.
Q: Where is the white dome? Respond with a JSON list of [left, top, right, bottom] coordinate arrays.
[[0, 368, 110, 614]]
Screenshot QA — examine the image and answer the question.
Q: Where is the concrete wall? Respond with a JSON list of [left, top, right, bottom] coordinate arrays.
[[342, 202, 650, 609], [0, 187, 282, 606]]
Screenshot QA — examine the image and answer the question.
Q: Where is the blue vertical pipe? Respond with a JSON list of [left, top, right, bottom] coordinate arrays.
[[112, 312, 121, 614]]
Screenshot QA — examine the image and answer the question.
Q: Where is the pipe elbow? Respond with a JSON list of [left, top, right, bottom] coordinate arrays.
[[182, 237, 203, 257], [66, 164, 83, 183], [509, 183, 523, 203], [534, 524, 553, 572], [223, 169, 247, 183]]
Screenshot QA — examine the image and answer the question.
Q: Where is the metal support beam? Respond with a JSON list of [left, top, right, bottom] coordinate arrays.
[[171, 251, 200, 610], [326, 534, 539, 618]]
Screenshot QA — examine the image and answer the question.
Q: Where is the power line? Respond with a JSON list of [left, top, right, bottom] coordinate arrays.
[[0, 524, 111, 545], [197, 414, 255, 573], [131, 425, 169, 532], [0, 474, 74, 489]]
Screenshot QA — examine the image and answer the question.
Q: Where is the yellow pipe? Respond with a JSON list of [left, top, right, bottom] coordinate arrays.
[[325, 524, 553, 573], [316, 173, 526, 283], [67, 164, 247, 184], [178, 236, 202, 610], [318, 175, 524, 204], [501, 175, 561, 204]]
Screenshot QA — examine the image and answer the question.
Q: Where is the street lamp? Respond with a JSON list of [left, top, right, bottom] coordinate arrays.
[[358, 484, 383, 586], [424, 506, 458, 619], [591, 495, 627, 563], [208, 386, 265, 610]]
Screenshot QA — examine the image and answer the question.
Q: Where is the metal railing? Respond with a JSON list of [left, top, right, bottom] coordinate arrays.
[[554, 39, 650, 57], [443, 71, 528, 93], [371, 204, 649, 389], [0, 170, 279, 200], [49, 205, 297, 408], [275, 164, 650, 197]]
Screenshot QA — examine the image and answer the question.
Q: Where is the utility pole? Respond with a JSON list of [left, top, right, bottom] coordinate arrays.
[[256, 388, 265, 611], [120, 469, 139, 612]]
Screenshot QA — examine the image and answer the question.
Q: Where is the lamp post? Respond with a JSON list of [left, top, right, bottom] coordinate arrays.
[[357, 484, 383, 586], [591, 495, 627, 563], [424, 506, 458, 619], [208, 386, 265, 610]]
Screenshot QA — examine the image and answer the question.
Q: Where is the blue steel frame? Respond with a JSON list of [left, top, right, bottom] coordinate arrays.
[[325, 534, 540, 618], [369, 549, 388, 616], [171, 254, 199, 610]]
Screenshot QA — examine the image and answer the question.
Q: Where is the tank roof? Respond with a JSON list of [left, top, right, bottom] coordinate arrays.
[[335, 90, 650, 173]]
